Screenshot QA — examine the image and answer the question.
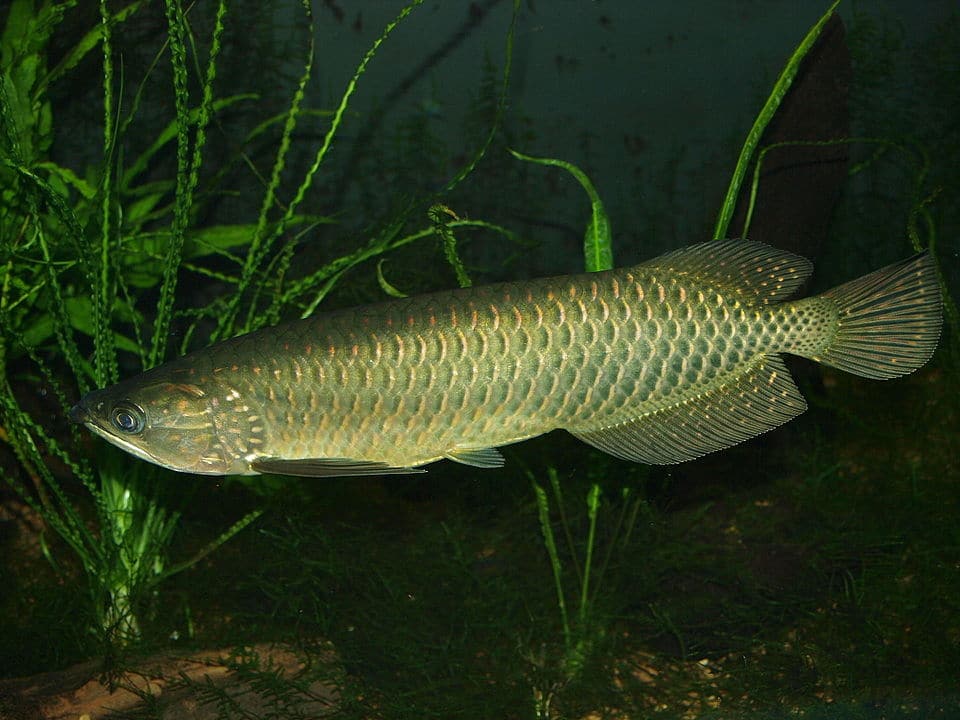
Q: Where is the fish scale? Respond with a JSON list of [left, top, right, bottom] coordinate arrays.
[[70, 240, 942, 477]]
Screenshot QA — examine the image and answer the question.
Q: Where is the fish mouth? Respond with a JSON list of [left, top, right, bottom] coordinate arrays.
[[67, 399, 154, 464], [69, 400, 236, 475], [73, 410, 173, 470], [68, 403, 87, 424]]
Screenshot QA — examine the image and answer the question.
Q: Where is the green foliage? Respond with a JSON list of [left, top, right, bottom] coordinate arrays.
[[713, 0, 841, 241], [508, 150, 614, 272], [529, 468, 642, 716], [0, 0, 281, 650], [430, 204, 473, 288], [0, 1, 955, 716], [0, 0, 522, 659]]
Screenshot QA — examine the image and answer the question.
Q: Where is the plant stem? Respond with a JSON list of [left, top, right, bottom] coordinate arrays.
[[533, 479, 570, 649], [579, 484, 601, 626]]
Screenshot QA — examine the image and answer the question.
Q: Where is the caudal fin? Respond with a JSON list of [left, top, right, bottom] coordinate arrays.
[[815, 252, 942, 379]]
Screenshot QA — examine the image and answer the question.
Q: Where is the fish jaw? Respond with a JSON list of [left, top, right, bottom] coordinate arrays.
[[69, 379, 253, 476], [71, 400, 208, 473]]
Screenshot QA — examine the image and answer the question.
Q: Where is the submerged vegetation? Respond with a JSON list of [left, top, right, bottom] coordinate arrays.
[[0, 0, 519, 656], [1, 0, 957, 718]]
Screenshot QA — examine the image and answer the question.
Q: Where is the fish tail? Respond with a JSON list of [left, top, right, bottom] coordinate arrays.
[[810, 252, 942, 379]]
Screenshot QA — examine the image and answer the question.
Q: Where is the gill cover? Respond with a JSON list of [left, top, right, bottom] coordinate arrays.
[[70, 372, 244, 475]]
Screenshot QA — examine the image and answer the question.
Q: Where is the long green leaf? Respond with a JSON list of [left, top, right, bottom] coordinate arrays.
[[713, 1, 840, 240], [120, 93, 256, 192], [508, 149, 613, 272], [246, 0, 426, 335], [147, 0, 204, 367], [38, 1, 146, 95], [95, 0, 118, 387]]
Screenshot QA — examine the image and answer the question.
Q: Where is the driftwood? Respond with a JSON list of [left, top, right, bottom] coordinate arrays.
[[0, 642, 341, 719]]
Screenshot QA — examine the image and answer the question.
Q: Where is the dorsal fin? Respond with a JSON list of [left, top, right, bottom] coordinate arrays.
[[639, 239, 813, 304]]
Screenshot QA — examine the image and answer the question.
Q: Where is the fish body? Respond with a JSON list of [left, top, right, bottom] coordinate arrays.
[[70, 240, 942, 477]]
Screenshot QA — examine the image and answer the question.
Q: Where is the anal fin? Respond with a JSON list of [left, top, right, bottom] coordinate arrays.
[[570, 355, 807, 464]]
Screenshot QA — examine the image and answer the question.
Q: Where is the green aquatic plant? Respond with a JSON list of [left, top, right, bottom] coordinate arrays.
[[528, 468, 643, 717], [0, 0, 278, 652], [713, 0, 841, 240], [0, 0, 520, 660], [508, 150, 614, 272]]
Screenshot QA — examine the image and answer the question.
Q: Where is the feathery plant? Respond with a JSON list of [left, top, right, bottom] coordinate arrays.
[[528, 468, 643, 718], [0, 0, 520, 657], [0, 0, 274, 652]]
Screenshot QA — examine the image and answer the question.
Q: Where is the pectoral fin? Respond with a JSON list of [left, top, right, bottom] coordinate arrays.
[[443, 446, 505, 468], [251, 457, 427, 478]]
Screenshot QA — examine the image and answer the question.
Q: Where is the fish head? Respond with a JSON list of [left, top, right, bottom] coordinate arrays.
[[70, 368, 249, 475]]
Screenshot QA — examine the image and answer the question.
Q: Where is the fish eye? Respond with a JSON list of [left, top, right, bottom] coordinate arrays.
[[111, 401, 146, 434]]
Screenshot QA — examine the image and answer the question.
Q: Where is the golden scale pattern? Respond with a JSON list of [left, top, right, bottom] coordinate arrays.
[[70, 240, 941, 476]]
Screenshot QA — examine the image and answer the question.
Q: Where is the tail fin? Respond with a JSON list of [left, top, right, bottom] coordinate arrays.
[[815, 252, 942, 379]]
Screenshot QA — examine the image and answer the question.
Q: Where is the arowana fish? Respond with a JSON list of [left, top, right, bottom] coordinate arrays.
[[69, 240, 942, 477]]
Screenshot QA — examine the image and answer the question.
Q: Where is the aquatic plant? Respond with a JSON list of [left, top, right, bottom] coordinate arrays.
[[0, 0, 519, 659], [527, 467, 644, 718], [1, 1, 956, 716]]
